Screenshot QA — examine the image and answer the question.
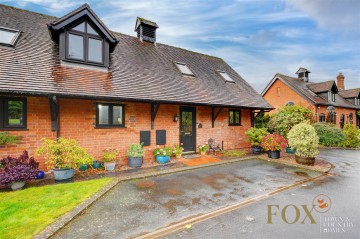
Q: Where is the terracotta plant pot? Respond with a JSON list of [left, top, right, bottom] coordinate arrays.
[[295, 155, 315, 166], [200, 151, 206, 155]]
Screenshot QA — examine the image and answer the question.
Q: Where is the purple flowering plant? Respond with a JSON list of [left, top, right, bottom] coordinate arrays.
[[0, 151, 39, 185]]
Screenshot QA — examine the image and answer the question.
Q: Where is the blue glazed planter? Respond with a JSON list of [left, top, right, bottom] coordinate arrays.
[[156, 155, 170, 164], [36, 170, 45, 179]]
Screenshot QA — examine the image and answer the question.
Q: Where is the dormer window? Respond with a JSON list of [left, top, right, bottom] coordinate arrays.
[[175, 62, 194, 76], [328, 91, 336, 102], [218, 70, 235, 83], [0, 27, 21, 47], [355, 98, 360, 105], [66, 22, 103, 64]]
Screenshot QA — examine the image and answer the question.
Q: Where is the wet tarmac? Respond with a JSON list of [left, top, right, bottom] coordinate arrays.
[[52, 159, 321, 239], [164, 149, 360, 239]]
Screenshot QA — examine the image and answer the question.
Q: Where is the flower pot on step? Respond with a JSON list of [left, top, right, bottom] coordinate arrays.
[[295, 155, 315, 166], [252, 146, 262, 154], [156, 155, 170, 164], [104, 162, 116, 171], [268, 150, 280, 159], [128, 157, 143, 168], [11, 181, 25, 190]]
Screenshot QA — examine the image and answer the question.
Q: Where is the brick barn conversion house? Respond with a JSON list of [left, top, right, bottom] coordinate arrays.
[[262, 67, 360, 128], [0, 4, 272, 168]]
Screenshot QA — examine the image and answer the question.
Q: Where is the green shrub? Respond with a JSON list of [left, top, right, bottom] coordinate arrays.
[[103, 149, 118, 162], [36, 138, 93, 169], [254, 111, 270, 128], [268, 105, 315, 138], [0, 132, 21, 145], [341, 123, 360, 148], [313, 123, 345, 147], [288, 122, 319, 158], [245, 127, 269, 147], [127, 143, 145, 158]]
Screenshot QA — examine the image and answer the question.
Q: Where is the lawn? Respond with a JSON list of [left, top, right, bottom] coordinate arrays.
[[0, 177, 113, 239]]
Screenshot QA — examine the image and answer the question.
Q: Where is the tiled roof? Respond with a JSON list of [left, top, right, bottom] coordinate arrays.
[[339, 88, 360, 99], [307, 80, 336, 93], [0, 4, 272, 109], [271, 74, 360, 109]]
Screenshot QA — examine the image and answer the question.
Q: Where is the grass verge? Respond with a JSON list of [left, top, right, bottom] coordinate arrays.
[[0, 177, 113, 239]]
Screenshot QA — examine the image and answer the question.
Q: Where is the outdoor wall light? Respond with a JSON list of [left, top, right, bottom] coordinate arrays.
[[173, 114, 179, 122]]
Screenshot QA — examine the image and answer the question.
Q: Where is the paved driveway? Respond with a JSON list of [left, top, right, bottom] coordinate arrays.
[[165, 149, 360, 239], [52, 159, 322, 239]]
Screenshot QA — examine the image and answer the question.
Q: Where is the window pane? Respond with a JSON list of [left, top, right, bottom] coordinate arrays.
[[7, 100, 24, 126], [98, 104, 109, 125], [176, 63, 194, 75], [112, 106, 122, 125], [229, 111, 234, 124], [72, 22, 85, 32], [219, 71, 234, 82], [87, 24, 98, 35], [68, 34, 84, 60], [0, 29, 17, 45], [235, 111, 240, 124], [88, 38, 102, 63]]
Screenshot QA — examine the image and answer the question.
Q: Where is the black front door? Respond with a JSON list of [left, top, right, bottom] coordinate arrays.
[[180, 106, 196, 152]]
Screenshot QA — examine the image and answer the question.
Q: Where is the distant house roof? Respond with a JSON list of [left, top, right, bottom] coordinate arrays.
[[339, 88, 360, 99], [0, 4, 272, 109], [261, 73, 360, 109], [307, 80, 338, 93]]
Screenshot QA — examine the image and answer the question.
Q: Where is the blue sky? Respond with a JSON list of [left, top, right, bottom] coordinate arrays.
[[1, 0, 359, 92]]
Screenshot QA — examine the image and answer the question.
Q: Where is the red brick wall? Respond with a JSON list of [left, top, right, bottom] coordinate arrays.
[[315, 105, 357, 128], [0, 97, 57, 168], [263, 79, 313, 113], [1, 97, 252, 169]]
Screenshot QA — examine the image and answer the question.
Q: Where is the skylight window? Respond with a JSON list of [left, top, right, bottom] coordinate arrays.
[[0, 27, 21, 47], [218, 70, 235, 83], [175, 62, 194, 76]]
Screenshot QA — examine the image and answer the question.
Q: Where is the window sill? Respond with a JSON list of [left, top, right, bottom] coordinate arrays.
[[0, 128, 29, 131], [95, 126, 126, 129]]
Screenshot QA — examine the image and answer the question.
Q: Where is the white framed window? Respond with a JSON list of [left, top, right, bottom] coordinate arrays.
[[328, 91, 336, 102], [0, 27, 21, 47], [218, 70, 235, 83], [355, 98, 360, 105], [175, 62, 194, 76]]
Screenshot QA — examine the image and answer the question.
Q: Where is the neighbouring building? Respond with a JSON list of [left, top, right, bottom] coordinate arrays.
[[261, 67, 360, 128], [0, 4, 272, 168]]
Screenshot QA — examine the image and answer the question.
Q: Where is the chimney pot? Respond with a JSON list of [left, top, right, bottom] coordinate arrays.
[[337, 72, 345, 90]]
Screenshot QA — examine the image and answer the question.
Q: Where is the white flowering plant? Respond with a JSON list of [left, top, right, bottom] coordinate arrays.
[[153, 145, 173, 157], [197, 144, 209, 153]]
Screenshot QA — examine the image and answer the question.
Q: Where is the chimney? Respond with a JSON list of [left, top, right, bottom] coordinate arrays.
[[337, 72, 345, 90], [295, 67, 310, 82], [135, 17, 159, 43]]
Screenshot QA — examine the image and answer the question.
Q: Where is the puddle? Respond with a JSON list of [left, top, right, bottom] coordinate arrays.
[[135, 180, 156, 189]]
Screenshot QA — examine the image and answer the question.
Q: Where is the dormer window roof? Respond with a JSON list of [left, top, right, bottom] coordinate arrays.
[[218, 70, 235, 83], [0, 27, 21, 47], [175, 62, 194, 76], [48, 4, 118, 68]]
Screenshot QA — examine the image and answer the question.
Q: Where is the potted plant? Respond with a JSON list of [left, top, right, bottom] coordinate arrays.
[[36, 138, 93, 181], [0, 132, 21, 148], [92, 161, 102, 169], [285, 146, 296, 154], [260, 133, 287, 159], [197, 144, 209, 155], [0, 151, 39, 190], [245, 127, 269, 154], [103, 148, 117, 171], [288, 122, 319, 166], [153, 146, 172, 164], [127, 143, 145, 168], [173, 145, 184, 158]]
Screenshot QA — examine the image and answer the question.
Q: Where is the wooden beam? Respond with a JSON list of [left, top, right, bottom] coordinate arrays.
[[151, 103, 160, 129], [49, 95, 60, 138], [211, 107, 222, 128]]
